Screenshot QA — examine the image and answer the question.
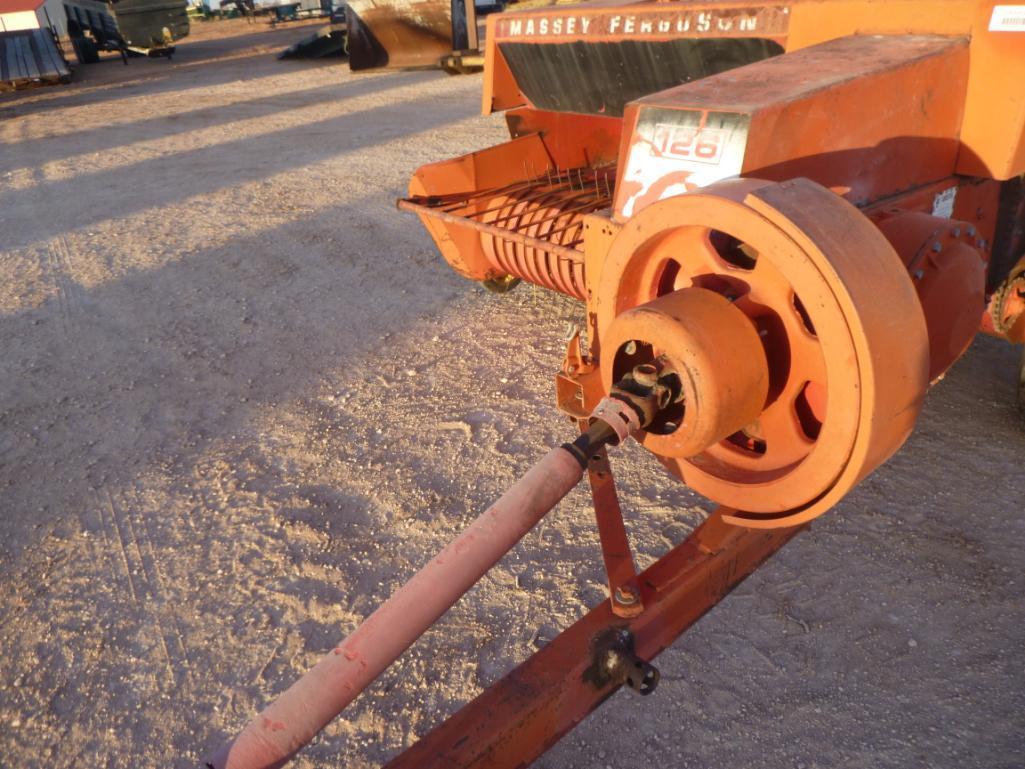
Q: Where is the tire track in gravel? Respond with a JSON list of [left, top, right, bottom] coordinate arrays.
[[130, 489, 196, 692], [43, 235, 84, 338], [96, 489, 141, 605], [104, 488, 194, 693]]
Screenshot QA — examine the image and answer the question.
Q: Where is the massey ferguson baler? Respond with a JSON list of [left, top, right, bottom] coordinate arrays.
[[206, 2, 1025, 767]]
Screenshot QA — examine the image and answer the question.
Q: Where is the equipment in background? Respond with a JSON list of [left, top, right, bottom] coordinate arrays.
[[344, 0, 506, 72], [265, 0, 298, 23], [0, 0, 72, 89], [0, 27, 71, 90], [62, 0, 189, 63], [278, 2, 345, 58]]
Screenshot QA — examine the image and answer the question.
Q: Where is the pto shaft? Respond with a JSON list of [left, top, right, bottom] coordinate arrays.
[[205, 445, 584, 769], [204, 366, 672, 769]]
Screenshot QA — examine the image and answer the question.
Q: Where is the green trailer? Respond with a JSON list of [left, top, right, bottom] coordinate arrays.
[[62, 0, 188, 63]]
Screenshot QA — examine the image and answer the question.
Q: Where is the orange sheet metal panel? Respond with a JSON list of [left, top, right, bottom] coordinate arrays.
[[407, 133, 557, 282], [957, 2, 1025, 178], [504, 107, 624, 168], [613, 34, 970, 218], [785, 1, 1025, 180], [482, 0, 1025, 181], [481, 28, 523, 114]]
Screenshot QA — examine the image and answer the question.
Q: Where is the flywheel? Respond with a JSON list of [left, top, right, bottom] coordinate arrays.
[[594, 178, 930, 527]]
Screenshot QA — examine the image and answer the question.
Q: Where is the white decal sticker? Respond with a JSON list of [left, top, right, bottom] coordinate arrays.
[[617, 109, 749, 220], [989, 5, 1025, 30], [932, 186, 957, 219]]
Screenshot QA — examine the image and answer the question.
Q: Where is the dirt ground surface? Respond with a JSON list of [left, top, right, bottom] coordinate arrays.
[[1, 20, 1024, 769]]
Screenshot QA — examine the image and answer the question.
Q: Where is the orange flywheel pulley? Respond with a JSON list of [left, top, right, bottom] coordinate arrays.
[[595, 178, 931, 527]]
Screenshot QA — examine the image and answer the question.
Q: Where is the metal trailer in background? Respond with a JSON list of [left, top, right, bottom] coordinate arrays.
[[0, 26, 70, 89], [62, 0, 189, 63]]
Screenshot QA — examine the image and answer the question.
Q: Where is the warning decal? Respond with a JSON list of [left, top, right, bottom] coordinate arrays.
[[989, 5, 1025, 31]]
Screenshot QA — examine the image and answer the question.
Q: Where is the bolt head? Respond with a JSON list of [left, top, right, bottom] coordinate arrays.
[[614, 586, 639, 605]]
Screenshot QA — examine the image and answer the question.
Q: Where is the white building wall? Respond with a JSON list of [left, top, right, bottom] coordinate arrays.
[[0, 9, 41, 31]]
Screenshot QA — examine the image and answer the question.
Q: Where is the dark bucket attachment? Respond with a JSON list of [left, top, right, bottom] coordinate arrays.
[[279, 22, 348, 59], [344, 0, 477, 70]]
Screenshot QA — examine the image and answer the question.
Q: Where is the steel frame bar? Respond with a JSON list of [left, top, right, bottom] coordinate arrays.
[[577, 418, 643, 618], [383, 509, 802, 769], [426, 178, 555, 214]]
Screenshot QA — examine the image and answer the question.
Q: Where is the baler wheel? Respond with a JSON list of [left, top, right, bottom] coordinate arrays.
[[595, 178, 930, 526]]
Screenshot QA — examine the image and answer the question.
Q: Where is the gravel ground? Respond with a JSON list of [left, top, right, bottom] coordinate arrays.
[[1, 20, 1023, 769]]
